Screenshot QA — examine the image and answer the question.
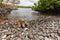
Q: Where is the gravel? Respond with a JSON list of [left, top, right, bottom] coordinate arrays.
[[0, 9, 60, 40]]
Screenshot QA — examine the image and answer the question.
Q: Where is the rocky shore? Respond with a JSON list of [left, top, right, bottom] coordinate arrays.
[[0, 11, 60, 40], [0, 5, 60, 40]]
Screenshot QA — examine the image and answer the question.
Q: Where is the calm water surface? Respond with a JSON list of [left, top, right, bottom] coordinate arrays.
[[9, 8, 39, 21]]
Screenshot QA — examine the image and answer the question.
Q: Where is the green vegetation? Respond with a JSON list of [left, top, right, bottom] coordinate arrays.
[[32, 0, 60, 12]]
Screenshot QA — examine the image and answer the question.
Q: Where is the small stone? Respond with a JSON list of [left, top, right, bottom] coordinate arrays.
[[1, 21, 5, 24], [57, 31, 60, 36], [5, 23, 9, 25], [2, 30, 8, 32], [24, 28, 28, 31], [39, 36, 44, 39], [45, 37, 49, 40], [2, 39, 6, 40], [17, 38, 21, 40], [6, 35, 11, 40], [28, 33, 33, 39], [51, 33, 55, 38], [1, 35, 6, 39]]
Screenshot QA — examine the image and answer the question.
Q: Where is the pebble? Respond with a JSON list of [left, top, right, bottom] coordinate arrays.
[[1, 35, 6, 39], [28, 33, 33, 39], [2, 39, 6, 40], [45, 37, 50, 40]]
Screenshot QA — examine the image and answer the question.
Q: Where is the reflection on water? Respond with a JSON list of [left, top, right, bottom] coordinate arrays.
[[8, 8, 39, 21]]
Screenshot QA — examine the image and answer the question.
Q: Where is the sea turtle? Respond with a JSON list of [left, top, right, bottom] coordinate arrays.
[[0, 4, 29, 27]]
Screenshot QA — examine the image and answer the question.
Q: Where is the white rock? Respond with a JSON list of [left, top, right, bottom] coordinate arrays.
[[2, 39, 6, 40], [45, 37, 49, 40], [1, 35, 6, 39]]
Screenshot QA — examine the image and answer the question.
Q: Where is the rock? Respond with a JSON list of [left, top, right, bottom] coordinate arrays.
[[1, 35, 6, 39], [2, 39, 6, 40], [45, 37, 50, 40], [57, 31, 60, 37], [28, 33, 33, 39]]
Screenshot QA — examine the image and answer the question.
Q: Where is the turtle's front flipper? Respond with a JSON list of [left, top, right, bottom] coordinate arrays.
[[15, 20, 29, 28]]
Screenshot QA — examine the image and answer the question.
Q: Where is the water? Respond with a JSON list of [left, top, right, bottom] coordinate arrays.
[[2, 0, 38, 6], [8, 8, 38, 21]]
